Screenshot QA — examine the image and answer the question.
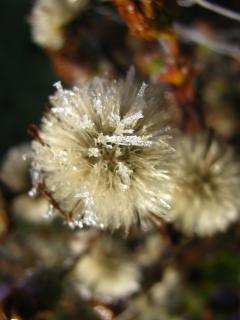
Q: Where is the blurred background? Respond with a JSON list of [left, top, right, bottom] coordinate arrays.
[[1, 0, 240, 156], [0, 1, 240, 319], [0, 0, 57, 157]]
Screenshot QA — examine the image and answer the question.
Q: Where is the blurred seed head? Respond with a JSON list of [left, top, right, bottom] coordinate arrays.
[[72, 235, 141, 302], [171, 134, 240, 236], [30, 0, 88, 50]]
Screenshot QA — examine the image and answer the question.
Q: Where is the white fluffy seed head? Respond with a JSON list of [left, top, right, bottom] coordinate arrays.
[[31, 70, 177, 232], [72, 236, 141, 302], [171, 134, 240, 236], [30, 0, 88, 50]]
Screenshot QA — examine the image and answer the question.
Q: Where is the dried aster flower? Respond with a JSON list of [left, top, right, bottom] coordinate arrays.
[[30, 0, 88, 50], [31, 71, 176, 231], [72, 236, 141, 302], [172, 134, 240, 236]]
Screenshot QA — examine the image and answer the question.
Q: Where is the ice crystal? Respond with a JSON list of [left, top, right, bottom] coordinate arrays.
[[31, 70, 177, 231]]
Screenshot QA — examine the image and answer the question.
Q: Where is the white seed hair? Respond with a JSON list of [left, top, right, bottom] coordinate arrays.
[[31, 70, 177, 231]]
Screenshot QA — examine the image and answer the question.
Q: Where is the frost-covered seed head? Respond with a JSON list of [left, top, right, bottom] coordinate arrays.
[[30, 0, 88, 50], [31, 70, 177, 231], [172, 134, 240, 236]]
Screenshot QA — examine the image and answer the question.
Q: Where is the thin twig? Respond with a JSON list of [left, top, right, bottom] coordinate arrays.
[[174, 22, 240, 59], [178, 0, 240, 22]]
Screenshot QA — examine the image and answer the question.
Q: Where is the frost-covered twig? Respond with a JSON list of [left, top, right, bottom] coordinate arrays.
[[174, 22, 240, 59], [178, 0, 240, 22]]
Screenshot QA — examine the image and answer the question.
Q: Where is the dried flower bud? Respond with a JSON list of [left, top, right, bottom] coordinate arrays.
[[31, 70, 177, 231]]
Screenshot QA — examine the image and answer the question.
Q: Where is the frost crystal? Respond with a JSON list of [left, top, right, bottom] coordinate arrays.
[[31, 71, 177, 231]]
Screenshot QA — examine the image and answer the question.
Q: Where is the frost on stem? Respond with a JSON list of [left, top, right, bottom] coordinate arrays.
[[31, 70, 177, 232]]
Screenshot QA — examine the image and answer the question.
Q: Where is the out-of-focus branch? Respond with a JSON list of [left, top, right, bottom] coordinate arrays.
[[174, 22, 240, 59], [178, 0, 240, 22]]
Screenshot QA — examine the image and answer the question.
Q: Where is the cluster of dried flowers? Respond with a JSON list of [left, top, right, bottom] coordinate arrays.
[[28, 0, 240, 237], [1, 0, 240, 319], [30, 71, 240, 237]]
